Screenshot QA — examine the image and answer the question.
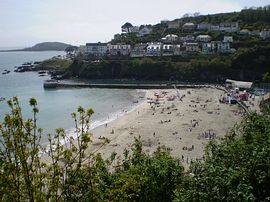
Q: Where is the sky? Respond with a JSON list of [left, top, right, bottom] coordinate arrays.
[[0, 0, 268, 47]]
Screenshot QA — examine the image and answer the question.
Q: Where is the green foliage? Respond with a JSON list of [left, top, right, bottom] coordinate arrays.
[[66, 5, 270, 82], [108, 138, 184, 201], [36, 58, 73, 71], [65, 46, 78, 54], [174, 112, 270, 201], [263, 72, 270, 83], [0, 98, 184, 201], [230, 45, 270, 80], [67, 39, 270, 81], [1, 95, 270, 201], [0, 97, 108, 201], [239, 6, 270, 28]]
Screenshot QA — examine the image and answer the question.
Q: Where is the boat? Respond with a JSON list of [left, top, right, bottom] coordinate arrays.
[[14, 64, 34, 72], [0, 97, 5, 102], [2, 69, 10, 74]]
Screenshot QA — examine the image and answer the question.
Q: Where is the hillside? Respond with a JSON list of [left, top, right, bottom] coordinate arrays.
[[112, 5, 270, 44], [21, 42, 72, 51]]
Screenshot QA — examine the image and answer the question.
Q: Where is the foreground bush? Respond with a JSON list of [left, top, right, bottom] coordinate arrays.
[[1, 97, 270, 201], [174, 110, 270, 201], [0, 97, 184, 201]]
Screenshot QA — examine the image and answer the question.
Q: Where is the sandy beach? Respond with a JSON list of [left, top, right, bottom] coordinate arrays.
[[86, 86, 248, 169]]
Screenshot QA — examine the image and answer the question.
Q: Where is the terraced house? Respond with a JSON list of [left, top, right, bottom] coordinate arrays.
[[85, 42, 108, 57]]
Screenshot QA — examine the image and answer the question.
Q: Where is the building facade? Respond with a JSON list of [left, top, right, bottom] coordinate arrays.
[[260, 30, 270, 39], [162, 44, 181, 56], [85, 42, 108, 57], [197, 22, 212, 30], [130, 43, 147, 57], [182, 23, 196, 31], [196, 35, 211, 42], [137, 26, 152, 37], [107, 44, 131, 56], [223, 36, 233, 43], [146, 42, 162, 56], [184, 42, 200, 53], [219, 22, 239, 32]]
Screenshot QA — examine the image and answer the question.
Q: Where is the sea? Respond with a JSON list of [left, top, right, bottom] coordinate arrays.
[[0, 51, 142, 143]]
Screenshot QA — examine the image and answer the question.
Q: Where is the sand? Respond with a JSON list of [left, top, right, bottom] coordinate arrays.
[[84, 86, 246, 169]]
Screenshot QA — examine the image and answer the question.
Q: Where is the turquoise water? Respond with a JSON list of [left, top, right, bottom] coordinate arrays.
[[0, 51, 140, 142]]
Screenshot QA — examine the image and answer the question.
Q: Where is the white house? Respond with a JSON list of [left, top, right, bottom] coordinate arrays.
[[239, 29, 251, 35], [184, 42, 200, 53], [202, 43, 216, 54], [107, 44, 131, 56], [146, 42, 162, 56], [137, 26, 152, 37], [179, 35, 195, 42], [219, 22, 239, 32], [182, 23, 196, 31], [202, 41, 233, 54], [260, 30, 270, 39], [196, 35, 211, 42], [130, 43, 147, 57], [85, 42, 108, 57], [162, 44, 181, 56], [197, 22, 212, 30], [217, 42, 231, 53], [223, 36, 233, 43], [210, 25, 220, 31], [161, 34, 178, 43]]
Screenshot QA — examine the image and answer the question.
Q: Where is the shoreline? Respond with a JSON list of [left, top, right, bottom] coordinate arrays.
[[42, 89, 146, 152], [41, 86, 260, 170], [87, 86, 251, 169]]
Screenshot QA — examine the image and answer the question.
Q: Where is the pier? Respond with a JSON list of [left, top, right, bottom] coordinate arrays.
[[43, 80, 211, 90]]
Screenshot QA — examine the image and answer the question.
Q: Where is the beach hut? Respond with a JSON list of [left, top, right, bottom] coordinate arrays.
[[225, 79, 253, 91]]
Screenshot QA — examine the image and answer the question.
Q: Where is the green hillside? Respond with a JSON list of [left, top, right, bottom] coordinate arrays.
[[112, 6, 270, 44], [22, 42, 72, 51]]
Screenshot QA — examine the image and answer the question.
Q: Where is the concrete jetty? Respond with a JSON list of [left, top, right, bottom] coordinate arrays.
[[43, 80, 210, 90]]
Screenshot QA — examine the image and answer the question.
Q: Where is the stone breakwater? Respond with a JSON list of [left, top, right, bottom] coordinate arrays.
[[44, 80, 214, 90]]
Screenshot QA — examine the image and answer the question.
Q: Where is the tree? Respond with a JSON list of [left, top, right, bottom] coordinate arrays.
[[262, 72, 270, 83], [65, 46, 78, 55], [121, 22, 133, 33], [0, 97, 184, 201], [0, 97, 108, 201]]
